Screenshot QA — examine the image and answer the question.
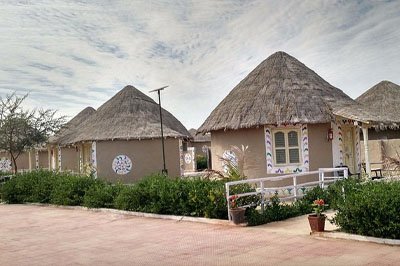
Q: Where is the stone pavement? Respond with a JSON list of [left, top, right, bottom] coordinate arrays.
[[0, 205, 399, 265]]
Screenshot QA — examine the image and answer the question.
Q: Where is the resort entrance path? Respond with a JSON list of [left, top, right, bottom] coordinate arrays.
[[0, 205, 399, 265]]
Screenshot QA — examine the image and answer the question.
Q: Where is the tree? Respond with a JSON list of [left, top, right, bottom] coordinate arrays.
[[0, 92, 65, 173]]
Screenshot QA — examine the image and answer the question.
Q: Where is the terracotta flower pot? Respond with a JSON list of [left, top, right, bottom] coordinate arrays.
[[230, 207, 246, 224], [308, 214, 326, 232]]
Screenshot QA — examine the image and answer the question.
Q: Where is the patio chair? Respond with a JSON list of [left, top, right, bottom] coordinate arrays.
[[335, 165, 361, 179], [361, 163, 384, 180]]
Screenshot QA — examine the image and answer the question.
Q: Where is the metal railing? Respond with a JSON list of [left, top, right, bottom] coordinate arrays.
[[225, 167, 348, 221]]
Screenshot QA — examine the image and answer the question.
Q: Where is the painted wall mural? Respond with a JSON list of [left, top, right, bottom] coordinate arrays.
[[222, 149, 238, 173], [91, 142, 97, 178], [184, 153, 192, 164], [0, 157, 12, 172], [179, 139, 184, 176], [264, 124, 309, 174], [112, 155, 132, 175], [57, 146, 62, 171]]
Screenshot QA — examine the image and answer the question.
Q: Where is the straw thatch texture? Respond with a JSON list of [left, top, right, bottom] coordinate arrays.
[[198, 51, 376, 133], [50, 107, 96, 145], [356, 81, 400, 128], [189, 128, 210, 142], [71, 85, 190, 142]]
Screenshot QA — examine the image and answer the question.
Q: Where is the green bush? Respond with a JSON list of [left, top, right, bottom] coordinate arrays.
[[196, 155, 207, 170], [332, 181, 400, 239], [83, 182, 123, 208], [247, 194, 300, 226], [50, 174, 98, 206], [114, 175, 231, 219], [1, 170, 59, 203]]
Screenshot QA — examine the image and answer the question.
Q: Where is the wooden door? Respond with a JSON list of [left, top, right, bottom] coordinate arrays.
[[342, 126, 356, 173]]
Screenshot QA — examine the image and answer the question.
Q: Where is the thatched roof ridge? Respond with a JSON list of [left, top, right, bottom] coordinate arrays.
[[198, 51, 386, 133], [50, 107, 96, 145], [189, 128, 210, 142], [71, 85, 190, 142], [356, 81, 400, 126]]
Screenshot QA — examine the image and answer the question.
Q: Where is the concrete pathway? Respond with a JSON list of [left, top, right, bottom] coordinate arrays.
[[0, 205, 399, 265]]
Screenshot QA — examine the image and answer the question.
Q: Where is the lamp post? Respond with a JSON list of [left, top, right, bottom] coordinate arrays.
[[149, 85, 169, 175]]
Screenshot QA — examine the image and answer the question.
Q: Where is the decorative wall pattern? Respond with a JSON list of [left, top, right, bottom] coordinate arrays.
[[222, 149, 237, 173], [184, 153, 192, 164], [0, 157, 12, 172], [355, 127, 361, 171], [331, 121, 343, 167], [112, 155, 132, 175], [57, 146, 62, 171], [264, 124, 309, 174], [179, 139, 184, 176], [35, 150, 39, 169], [91, 142, 97, 178]]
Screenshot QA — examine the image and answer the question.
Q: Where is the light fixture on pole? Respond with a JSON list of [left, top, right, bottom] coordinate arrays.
[[149, 85, 169, 175]]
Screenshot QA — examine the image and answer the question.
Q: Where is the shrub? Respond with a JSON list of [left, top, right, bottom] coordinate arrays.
[[50, 174, 97, 206], [247, 194, 300, 226], [83, 182, 123, 208], [196, 155, 207, 170], [1, 170, 59, 203], [332, 181, 400, 239], [114, 175, 230, 219]]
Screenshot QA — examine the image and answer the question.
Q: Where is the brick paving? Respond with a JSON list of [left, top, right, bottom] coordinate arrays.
[[0, 205, 399, 265]]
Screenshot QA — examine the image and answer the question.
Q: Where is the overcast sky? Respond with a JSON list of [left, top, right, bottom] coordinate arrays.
[[1, 0, 399, 129]]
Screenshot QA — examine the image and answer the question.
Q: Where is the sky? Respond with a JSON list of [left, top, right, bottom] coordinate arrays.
[[0, 0, 399, 129]]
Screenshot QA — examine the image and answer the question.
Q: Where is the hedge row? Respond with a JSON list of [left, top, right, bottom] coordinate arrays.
[[0, 170, 256, 219], [332, 180, 400, 239]]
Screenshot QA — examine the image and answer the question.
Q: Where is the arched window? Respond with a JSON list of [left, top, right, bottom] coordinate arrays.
[[273, 129, 301, 165]]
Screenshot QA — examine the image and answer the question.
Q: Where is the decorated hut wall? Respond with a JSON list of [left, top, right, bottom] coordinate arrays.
[[95, 138, 182, 182], [198, 51, 380, 181], [57, 85, 191, 182], [356, 81, 400, 168]]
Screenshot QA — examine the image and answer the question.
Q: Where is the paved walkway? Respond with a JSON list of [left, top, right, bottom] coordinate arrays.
[[0, 205, 399, 265]]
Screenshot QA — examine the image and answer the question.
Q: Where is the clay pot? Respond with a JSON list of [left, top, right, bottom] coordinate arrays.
[[230, 207, 246, 224], [308, 214, 326, 232]]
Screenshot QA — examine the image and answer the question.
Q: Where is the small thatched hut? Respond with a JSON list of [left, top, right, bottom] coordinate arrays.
[[58, 85, 191, 182], [198, 51, 387, 178], [49, 107, 96, 173], [356, 81, 400, 167]]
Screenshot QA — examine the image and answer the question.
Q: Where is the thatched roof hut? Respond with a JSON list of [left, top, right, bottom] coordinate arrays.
[[50, 107, 96, 145], [72, 85, 191, 142], [356, 81, 400, 126], [198, 51, 381, 134], [189, 128, 210, 142]]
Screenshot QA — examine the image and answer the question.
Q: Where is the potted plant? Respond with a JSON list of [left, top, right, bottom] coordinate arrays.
[[308, 198, 327, 232], [229, 195, 246, 224]]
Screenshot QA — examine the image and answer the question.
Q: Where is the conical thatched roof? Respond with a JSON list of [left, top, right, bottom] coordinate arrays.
[[50, 107, 96, 145], [356, 81, 400, 126], [198, 51, 384, 133], [189, 128, 210, 142], [71, 85, 190, 142]]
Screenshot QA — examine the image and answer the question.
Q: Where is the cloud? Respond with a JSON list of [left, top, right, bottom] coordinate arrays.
[[0, 0, 399, 129]]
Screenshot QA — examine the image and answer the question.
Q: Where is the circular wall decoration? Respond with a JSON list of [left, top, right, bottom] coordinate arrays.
[[0, 157, 12, 172], [184, 153, 192, 164], [112, 155, 132, 175]]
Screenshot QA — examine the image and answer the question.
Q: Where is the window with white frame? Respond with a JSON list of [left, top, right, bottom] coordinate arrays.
[[273, 129, 301, 165]]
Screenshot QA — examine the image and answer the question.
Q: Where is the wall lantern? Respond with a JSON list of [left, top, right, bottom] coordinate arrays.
[[327, 128, 334, 141]]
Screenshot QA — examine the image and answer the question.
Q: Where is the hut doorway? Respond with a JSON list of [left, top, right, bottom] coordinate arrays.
[[342, 126, 356, 173]]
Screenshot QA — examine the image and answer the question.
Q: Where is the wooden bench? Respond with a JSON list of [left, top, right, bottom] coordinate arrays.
[[362, 163, 384, 180]]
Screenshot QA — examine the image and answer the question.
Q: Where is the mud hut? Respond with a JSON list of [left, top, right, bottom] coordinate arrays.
[[65, 85, 191, 182], [49, 107, 96, 173], [198, 51, 386, 178], [356, 81, 400, 168]]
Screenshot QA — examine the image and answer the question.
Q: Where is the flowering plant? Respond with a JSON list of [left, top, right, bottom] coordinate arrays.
[[312, 199, 328, 217], [229, 195, 240, 209]]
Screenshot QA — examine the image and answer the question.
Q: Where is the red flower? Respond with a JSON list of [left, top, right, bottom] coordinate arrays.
[[313, 199, 325, 206]]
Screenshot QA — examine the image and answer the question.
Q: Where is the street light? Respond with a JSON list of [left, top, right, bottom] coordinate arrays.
[[149, 85, 168, 175]]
